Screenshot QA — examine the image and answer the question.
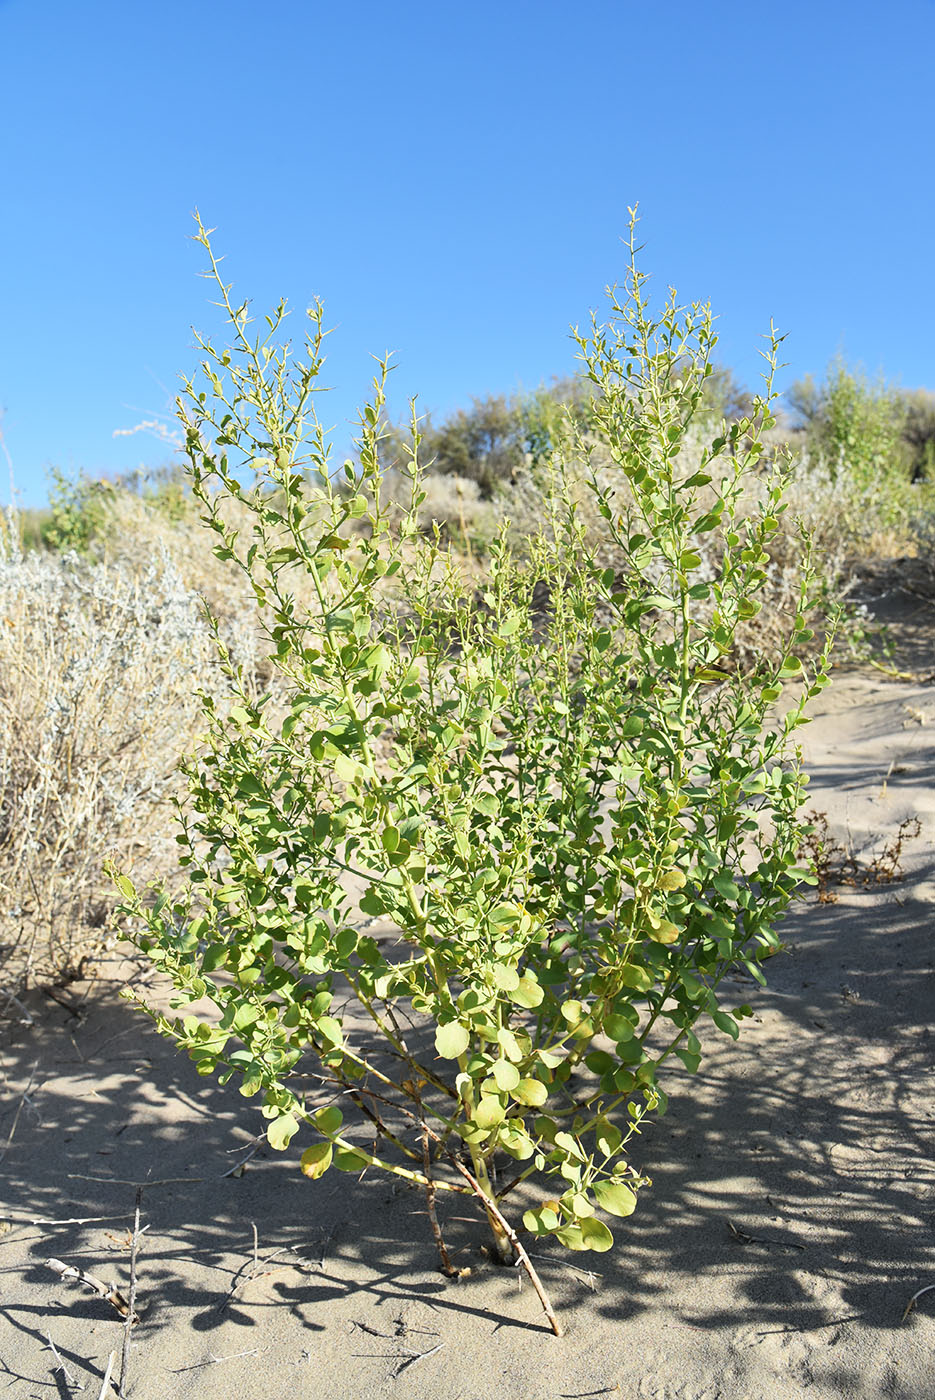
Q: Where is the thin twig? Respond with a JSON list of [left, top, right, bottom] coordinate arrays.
[[12, 1212, 135, 1227], [0, 1058, 39, 1162], [67, 1174, 204, 1188], [96, 1351, 116, 1400], [220, 1141, 262, 1177], [169, 1348, 264, 1373], [118, 1188, 143, 1397], [393, 1341, 445, 1376], [528, 1251, 599, 1290], [727, 1218, 806, 1252], [902, 1282, 935, 1322], [0, 988, 34, 1026], [45, 1332, 85, 1391]]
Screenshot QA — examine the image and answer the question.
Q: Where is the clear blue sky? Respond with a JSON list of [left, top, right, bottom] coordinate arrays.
[[2, 0, 933, 507]]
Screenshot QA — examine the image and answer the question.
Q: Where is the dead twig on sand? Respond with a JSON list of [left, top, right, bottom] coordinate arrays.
[[351, 1331, 445, 1380], [117, 1188, 143, 1398], [528, 1251, 600, 1291], [96, 1351, 116, 1400], [170, 1348, 265, 1373], [220, 1139, 262, 1177], [0, 1058, 40, 1162], [68, 1173, 205, 1188], [44, 1332, 85, 1391], [392, 1341, 444, 1377], [7, 1211, 135, 1228], [727, 1219, 806, 1252], [902, 1283, 935, 1322], [46, 1258, 139, 1323], [219, 1226, 315, 1310], [0, 988, 34, 1026]]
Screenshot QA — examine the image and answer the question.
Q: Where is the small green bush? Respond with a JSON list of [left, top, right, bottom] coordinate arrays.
[[116, 214, 828, 1331], [40, 469, 117, 556]]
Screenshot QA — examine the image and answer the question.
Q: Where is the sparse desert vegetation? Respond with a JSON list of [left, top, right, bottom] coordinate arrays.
[[2, 258, 931, 1003], [1, 226, 933, 1393]]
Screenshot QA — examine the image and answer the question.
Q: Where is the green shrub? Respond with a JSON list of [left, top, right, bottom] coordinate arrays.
[[40, 468, 117, 556], [900, 388, 935, 482], [115, 213, 828, 1332], [788, 361, 906, 478]]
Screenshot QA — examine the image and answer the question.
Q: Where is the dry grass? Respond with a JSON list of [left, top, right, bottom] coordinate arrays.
[[0, 540, 221, 987]]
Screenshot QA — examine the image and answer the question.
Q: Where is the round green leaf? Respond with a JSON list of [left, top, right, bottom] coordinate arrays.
[[618, 964, 653, 992], [510, 975, 544, 1008], [511, 1077, 548, 1107], [492, 1059, 521, 1092], [648, 919, 680, 945], [492, 965, 520, 992], [605, 1013, 636, 1041], [500, 1125, 535, 1160], [300, 1141, 332, 1179], [579, 1216, 614, 1252], [314, 1105, 343, 1136], [474, 1096, 506, 1130], [523, 1203, 561, 1234], [593, 1180, 637, 1217], [435, 1021, 470, 1059], [317, 1016, 343, 1048], [554, 1223, 589, 1251], [266, 1113, 299, 1151], [333, 1146, 369, 1172]]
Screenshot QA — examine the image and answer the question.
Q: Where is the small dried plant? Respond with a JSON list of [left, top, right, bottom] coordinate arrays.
[[0, 551, 215, 988]]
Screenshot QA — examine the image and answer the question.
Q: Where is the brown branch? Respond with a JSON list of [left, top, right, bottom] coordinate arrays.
[[443, 1151, 562, 1337], [419, 1113, 455, 1277], [46, 1259, 138, 1323]]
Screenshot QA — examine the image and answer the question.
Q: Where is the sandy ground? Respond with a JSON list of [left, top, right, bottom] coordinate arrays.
[[1, 602, 933, 1399]]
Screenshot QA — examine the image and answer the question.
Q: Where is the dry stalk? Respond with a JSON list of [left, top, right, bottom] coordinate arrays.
[[117, 1188, 143, 1397]]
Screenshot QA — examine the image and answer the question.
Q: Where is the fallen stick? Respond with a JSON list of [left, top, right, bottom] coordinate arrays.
[[67, 1174, 205, 1188], [0, 1058, 39, 1162], [393, 1341, 444, 1377], [727, 1218, 806, 1251], [45, 1331, 85, 1391], [19, 1213, 135, 1227], [0, 988, 34, 1026], [96, 1351, 116, 1400], [46, 1258, 139, 1323], [170, 1348, 265, 1373]]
